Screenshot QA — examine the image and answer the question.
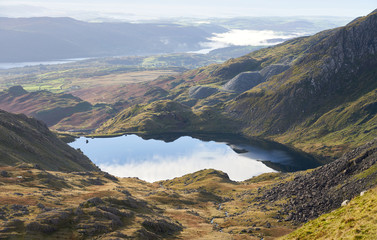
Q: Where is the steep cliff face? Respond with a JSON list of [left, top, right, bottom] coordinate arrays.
[[228, 10, 377, 135], [0, 110, 99, 172], [219, 10, 377, 157]]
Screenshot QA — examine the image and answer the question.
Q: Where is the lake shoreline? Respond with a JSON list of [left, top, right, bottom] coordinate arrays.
[[68, 132, 323, 182]]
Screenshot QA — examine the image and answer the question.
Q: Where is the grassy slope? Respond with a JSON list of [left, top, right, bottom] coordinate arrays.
[[97, 100, 240, 135], [273, 87, 377, 158], [226, 11, 377, 158], [281, 186, 377, 240], [0, 165, 297, 240], [0, 166, 184, 240], [0, 86, 130, 132], [0, 110, 99, 172]]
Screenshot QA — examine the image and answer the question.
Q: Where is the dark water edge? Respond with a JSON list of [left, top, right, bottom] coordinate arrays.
[[121, 132, 324, 173], [69, 132, 325, 182]]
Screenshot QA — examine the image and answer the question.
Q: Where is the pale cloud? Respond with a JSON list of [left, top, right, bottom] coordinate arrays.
[[208, 29, 299, 46], [98, 149, 274, 182], [69, 135, 275, 182], [195, 30, 304, 53]]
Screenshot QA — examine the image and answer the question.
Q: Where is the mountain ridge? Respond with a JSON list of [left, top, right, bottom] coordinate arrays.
[[0, 17, 212, 62], [0, 109, 99, 172], [97, 9, 377, 159]]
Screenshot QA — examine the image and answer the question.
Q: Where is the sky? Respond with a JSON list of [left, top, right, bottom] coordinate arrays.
[[0, 0, 376, 21]]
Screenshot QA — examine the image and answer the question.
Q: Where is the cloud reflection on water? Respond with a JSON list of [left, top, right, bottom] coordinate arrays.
[[98, 148, 274, 182], [69, 135, 275, 183]]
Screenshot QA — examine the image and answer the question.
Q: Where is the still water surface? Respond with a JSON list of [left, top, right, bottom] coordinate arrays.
[[0, 58, 88, 69], [69, 134, 321, 182]]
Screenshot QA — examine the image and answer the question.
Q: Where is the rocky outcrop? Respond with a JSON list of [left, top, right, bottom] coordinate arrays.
[[187, 63, 290, 99], [188, 86, 218, 99], [222, 64, 289, 93], [142, 219, 183, 236], [257, 140, 377, 223], [226, 9, 377, 141], [0, 187, 183, 239], [223, 71, 263, 93], [23, 198, 134, 236], [259, 64, 290, 80], [7, 86, 28, 97]]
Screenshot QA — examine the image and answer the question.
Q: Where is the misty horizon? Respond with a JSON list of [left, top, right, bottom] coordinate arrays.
[[1, 2, 375, 65], [0, 0, 375, 22]]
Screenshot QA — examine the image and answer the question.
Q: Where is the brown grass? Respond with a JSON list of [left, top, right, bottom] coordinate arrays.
[[0, 166, 297, 239], [68, 70, 179, 104]]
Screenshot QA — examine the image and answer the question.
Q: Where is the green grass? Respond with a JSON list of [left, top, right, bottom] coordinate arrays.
[[97, 100, 240, 135], [245, 172, 283, 183], [272, 88, 377, 158], [281, 186, 377, 240]]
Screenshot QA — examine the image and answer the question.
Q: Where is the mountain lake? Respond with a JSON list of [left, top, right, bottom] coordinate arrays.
[[69, 133, 322, 182]]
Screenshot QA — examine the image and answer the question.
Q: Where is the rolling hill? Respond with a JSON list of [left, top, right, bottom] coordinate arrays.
[[0, 86, 125, 132]]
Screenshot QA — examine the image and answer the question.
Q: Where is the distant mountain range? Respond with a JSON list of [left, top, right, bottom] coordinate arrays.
[[0, 17, 219, 62], [0, 16, 350, 63]]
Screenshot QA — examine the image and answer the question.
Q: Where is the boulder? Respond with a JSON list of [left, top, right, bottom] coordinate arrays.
[[341, 200, 349, 206], [223, 71, 263, 93], [188, 86, 218, 99], [0, 171, 9, 177], [222, 64, 289, 94], [142, 219, 182, 235]]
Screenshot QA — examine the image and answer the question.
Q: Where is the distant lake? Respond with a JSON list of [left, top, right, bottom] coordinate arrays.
[[0, 58, 89, 70], [69, 134, 322, 182]]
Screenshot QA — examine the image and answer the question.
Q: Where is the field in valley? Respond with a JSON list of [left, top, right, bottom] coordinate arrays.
[[66, 70, 178, 104], [0, 67, 179, 104]]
